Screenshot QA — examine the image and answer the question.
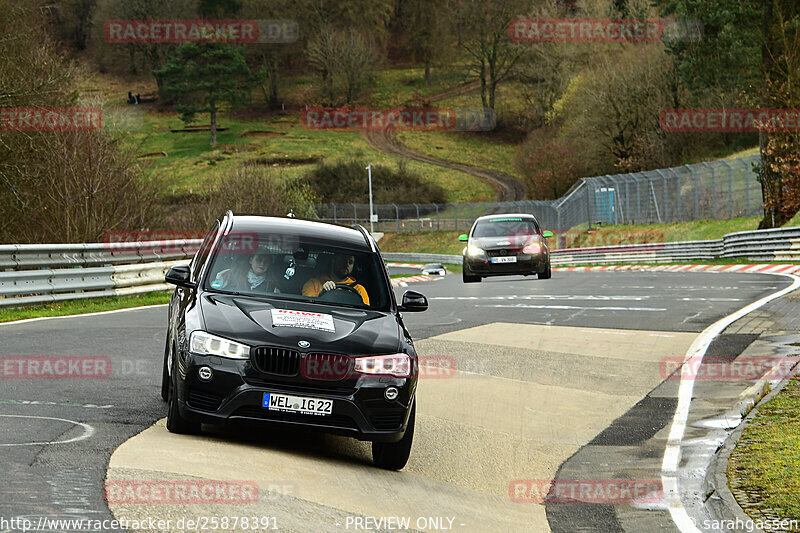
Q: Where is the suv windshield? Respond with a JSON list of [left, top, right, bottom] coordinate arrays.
[[472, 218, 540, 238], [203, 231, 390, 311]]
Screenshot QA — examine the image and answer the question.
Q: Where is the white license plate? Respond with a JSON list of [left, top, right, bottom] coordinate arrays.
[[491, 256, 517, 263], [263, 392, 332, 416]]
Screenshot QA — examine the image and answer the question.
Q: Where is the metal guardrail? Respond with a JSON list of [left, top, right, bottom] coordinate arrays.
[[0, 227, 797, 308], [382, 252, 462, 265], [386, 226, 800, 267], [0, 240, 201, 308]]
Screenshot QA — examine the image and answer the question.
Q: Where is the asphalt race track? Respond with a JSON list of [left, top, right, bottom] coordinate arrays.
[[0, 270, 793, 533]]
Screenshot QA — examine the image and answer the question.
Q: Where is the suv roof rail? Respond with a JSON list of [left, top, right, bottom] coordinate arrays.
[[222, 210, 235, 235], [352, 224, 377, 252]]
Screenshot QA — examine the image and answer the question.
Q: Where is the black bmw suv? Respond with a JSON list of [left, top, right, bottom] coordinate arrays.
[[162, 212, 428, 470]]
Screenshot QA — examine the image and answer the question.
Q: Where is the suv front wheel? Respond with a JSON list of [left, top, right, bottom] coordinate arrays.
[[372, 403, 415, 470]]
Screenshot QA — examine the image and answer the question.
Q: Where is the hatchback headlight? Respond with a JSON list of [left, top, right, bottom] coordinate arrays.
[[189, 331, 250, 359], [522, 242, 542, 254], [354, 354, 412, 378], [466, 245, 487, 259]]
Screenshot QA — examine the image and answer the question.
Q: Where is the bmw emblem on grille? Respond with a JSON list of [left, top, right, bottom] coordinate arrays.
[[298, 340, 310, 348]]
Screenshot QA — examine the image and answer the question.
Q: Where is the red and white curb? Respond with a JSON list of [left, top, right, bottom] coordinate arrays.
[[386, 262, 425, 269], [555, 264, 800, 274], [391, 275, 436, 287]]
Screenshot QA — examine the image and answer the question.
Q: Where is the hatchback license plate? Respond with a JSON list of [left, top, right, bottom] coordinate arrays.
[[491, 256, 517, 263], [263, 392, 332, 416]]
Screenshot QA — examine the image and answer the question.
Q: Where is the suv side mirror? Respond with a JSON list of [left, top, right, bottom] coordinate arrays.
[[165, 265, 195, 289], [542, 231, 554, 238], [458, 234, 468, 242], [399, 290, 428, 312]]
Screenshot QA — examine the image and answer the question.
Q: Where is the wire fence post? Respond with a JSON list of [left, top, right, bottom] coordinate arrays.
[[656, 169, 669, 222], [687, 164, 698, 220], [702, 162, 716, 219], [672, 169, 681, 222], [719, 160, 733, 219], [636, 180, 642, 224], [352, 203, 357, 225], [743, 158, 751, 215], [453, 203, 458, 232], [333, 204, 337, 224], [435, 204, 440, 230], [393, 204, 399, 232], [586, 184, 592, 229]]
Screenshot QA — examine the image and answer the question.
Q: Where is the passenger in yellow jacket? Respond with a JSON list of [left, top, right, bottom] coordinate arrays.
[[302, 253, 370, 305]]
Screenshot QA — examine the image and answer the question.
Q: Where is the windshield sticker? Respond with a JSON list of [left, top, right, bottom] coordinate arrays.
[[489, 218, 523, 222], [271, 309, 335, 333]]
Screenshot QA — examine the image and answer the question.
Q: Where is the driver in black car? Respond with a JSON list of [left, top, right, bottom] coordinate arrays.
[[302, 253, 370, 305]]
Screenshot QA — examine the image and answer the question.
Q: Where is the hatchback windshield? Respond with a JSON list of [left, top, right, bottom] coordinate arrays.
[[203, 232, 390, 311], [472, 218, 540, 238]]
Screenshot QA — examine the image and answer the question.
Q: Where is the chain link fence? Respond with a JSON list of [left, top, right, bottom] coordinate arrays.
[[314, 155, 762, 233]]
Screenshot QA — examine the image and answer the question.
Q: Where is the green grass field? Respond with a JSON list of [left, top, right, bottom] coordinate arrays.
[[0, 291, 172, 323], [729, 375, 800, 525], [397, 130, 521, 179], [108, 102, 494, 202]]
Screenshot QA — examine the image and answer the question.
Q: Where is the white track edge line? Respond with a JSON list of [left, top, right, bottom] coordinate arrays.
[[662, 272, 800, 533]]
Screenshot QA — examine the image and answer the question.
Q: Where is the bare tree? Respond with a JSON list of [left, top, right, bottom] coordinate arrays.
[[307, 28, 381, 105], [456, 0, 526, 110], [550, 45, 682, 174]]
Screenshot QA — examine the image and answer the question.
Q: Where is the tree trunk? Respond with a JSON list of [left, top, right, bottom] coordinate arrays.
[[479, 59, 488, 109], [210, 103, 217, 147], [758, 0, 776, 229], [424, 57, 431, 85]]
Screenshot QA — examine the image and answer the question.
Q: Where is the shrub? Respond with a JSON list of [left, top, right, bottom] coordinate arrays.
[[299, 160, 447, 204], [162, 165, 319, 231]]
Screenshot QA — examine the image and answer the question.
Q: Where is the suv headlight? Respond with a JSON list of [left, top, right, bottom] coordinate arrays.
[[354, 354, 413, 378], [190, 331, 250, 359]]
